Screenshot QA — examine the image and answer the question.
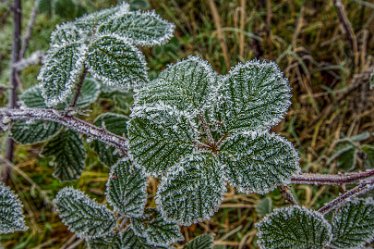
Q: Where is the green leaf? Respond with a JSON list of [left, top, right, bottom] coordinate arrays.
[[11, 120, 61, 145], [219, 132, 300, 194], [184, 234, 214, 249], [39, 43, 86, 106], [19, 85, 47, 108], [87, 234, 122, 249], [128, 112, 195, 176], [92, 113, 128, 166], [121, 227, 168, 249], [131, 209, 183, 247], [54, 187, 116, 239], [362, 144, 374, 169], [255, 197, 273, 217], [98, 11, 174, 46], [86, 35, 147, 91], [41, 130, 86, 181], [256, 206, 332, 249], [65, 77, 101, 108], [330, 198, 374, 249], [106, 159, 147, 217], [0, 183, 28, 234], [156, 154, 226, 225], [50, 23, 88, 47], [133, 57, 217, 112], [215, 61, 291, 132]]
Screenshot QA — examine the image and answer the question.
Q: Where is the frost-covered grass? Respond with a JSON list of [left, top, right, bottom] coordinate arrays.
[[0, 0, 373, 248]]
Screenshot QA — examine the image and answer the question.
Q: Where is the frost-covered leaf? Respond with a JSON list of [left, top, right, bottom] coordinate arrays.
[[92, 113, 128, 166], [330, 198, 374, 249], [54, 187, 116, 239], [219, 132, 300, 194], [362, 144, 374, 169], [256, 197, 273, 217], [122, 227, 168, 249], [256, 206, 332, 249], [98, 11, 174, 46], [184, 234, 214, 249], [19, 85, 47, 108], [106, 159, 146, 217], [87, 234, 122, 249], [0, 183, 27, 234], [156, 154, 226, 225], [86, 35, 147, 90], [64, 77, 101, 108], [39, 42, 86, 106], [11, 120, 61, 145], [134, 57, 217, 112], [50, 23, 88, 47], [131, 209, 183, 247], [41, 130, 86, 181], [128, 112, 195, 176], [215, 61, 291, 132]]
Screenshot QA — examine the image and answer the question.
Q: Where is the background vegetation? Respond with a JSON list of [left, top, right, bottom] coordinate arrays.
[[0, 0, 373, 248]]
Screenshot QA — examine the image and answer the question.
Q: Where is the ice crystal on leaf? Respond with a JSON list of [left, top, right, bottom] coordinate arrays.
[[54, 187, 116, 239], [184, 234, 214, 249], [330, 198, 374, 249], [128, 56, 300, 224], [87, 234, 123, 249], [256, 206, 332, 249], [0, 183, 28, 234], [121, 227, 170, 249]]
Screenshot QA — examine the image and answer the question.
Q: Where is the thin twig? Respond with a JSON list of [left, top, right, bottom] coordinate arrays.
[[279, 185, 298, 205], [13, 50, 44, 71], [0, 108, 128, 155], [20, 0, 39, 58], [290, 169, 374, 185], [318, 178, 374, 214]]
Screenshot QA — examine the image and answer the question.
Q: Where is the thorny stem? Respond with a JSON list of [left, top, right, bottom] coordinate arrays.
[[290, 169, 374, 185], [0, 108, 128, 155], [318, 178, 374, 214]]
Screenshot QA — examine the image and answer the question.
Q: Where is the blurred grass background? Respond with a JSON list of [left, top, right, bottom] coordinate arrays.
[[0, 0, 373, 248]]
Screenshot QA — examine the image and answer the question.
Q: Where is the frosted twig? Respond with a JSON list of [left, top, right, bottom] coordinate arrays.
[[0, 108, 128, 155], [290, 169, 374, 185]]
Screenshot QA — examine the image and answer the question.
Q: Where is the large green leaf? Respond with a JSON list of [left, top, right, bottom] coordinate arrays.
[[92, 113, 128, 166], [215, 61, 291, 132], [121, 227, 168, 249], [86, 35, 147, 91], [54, 187, 116, 239], [39, 42, 86, 106], [256, 206, 332, 249], [219, 132, 300, 194], [87, 234, 122, 249], [131, 209, 183, 247], [156, 154, 226, 225], [106, 159, 147, 217], [133, 57, 217, 112], [0, 183, 27, 234], [184, 234, 214, 249], [11, 120, 61, 145], [330, 198, 374, 249], [128, 112, 195, 176], [41, 130, 86, 181], [98, 11, 174, 46]]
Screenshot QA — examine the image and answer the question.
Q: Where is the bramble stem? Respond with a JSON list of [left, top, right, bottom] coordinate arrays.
[[69, 67, 88, 108], [0, 108, 128, 155], [318, 178, 374, 214], [290, 169, 374, 185]]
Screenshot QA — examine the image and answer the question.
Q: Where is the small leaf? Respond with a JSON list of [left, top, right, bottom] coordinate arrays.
[[331, 142, 357, 171], [39, 42, 87, 106], [121, 227, 168, 249], [214, 61, 291, 132], [86, 35, 147, 90], [362, 144, 374, 169], [92, 113, 128, 166], [219, 132, 300, 194], [255, 197, 273, 217], [133, 56, 217, 113], [54, 187, 116, 239], [19, 85, 47, 108], [11, 120, 61, 145], [128, 112, 195, 176], [0, 183, 28, 234], [131, 209, 183, 247], [87, 234, 122, 249], [106, 159, 147, 217], [256, 206, 332, 249], [156, 154, 226, 225], [41, 130, 86, 181], [184, 234, 214, 249], [98, 11, 174, 46], [330, 198, 374, 249]]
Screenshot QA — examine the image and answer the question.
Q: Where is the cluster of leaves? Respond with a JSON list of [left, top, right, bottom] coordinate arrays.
[[257, 199, 374, 249]]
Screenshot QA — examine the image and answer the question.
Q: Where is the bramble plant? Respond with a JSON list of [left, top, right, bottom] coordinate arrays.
[[0, 2, 374, 249]]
